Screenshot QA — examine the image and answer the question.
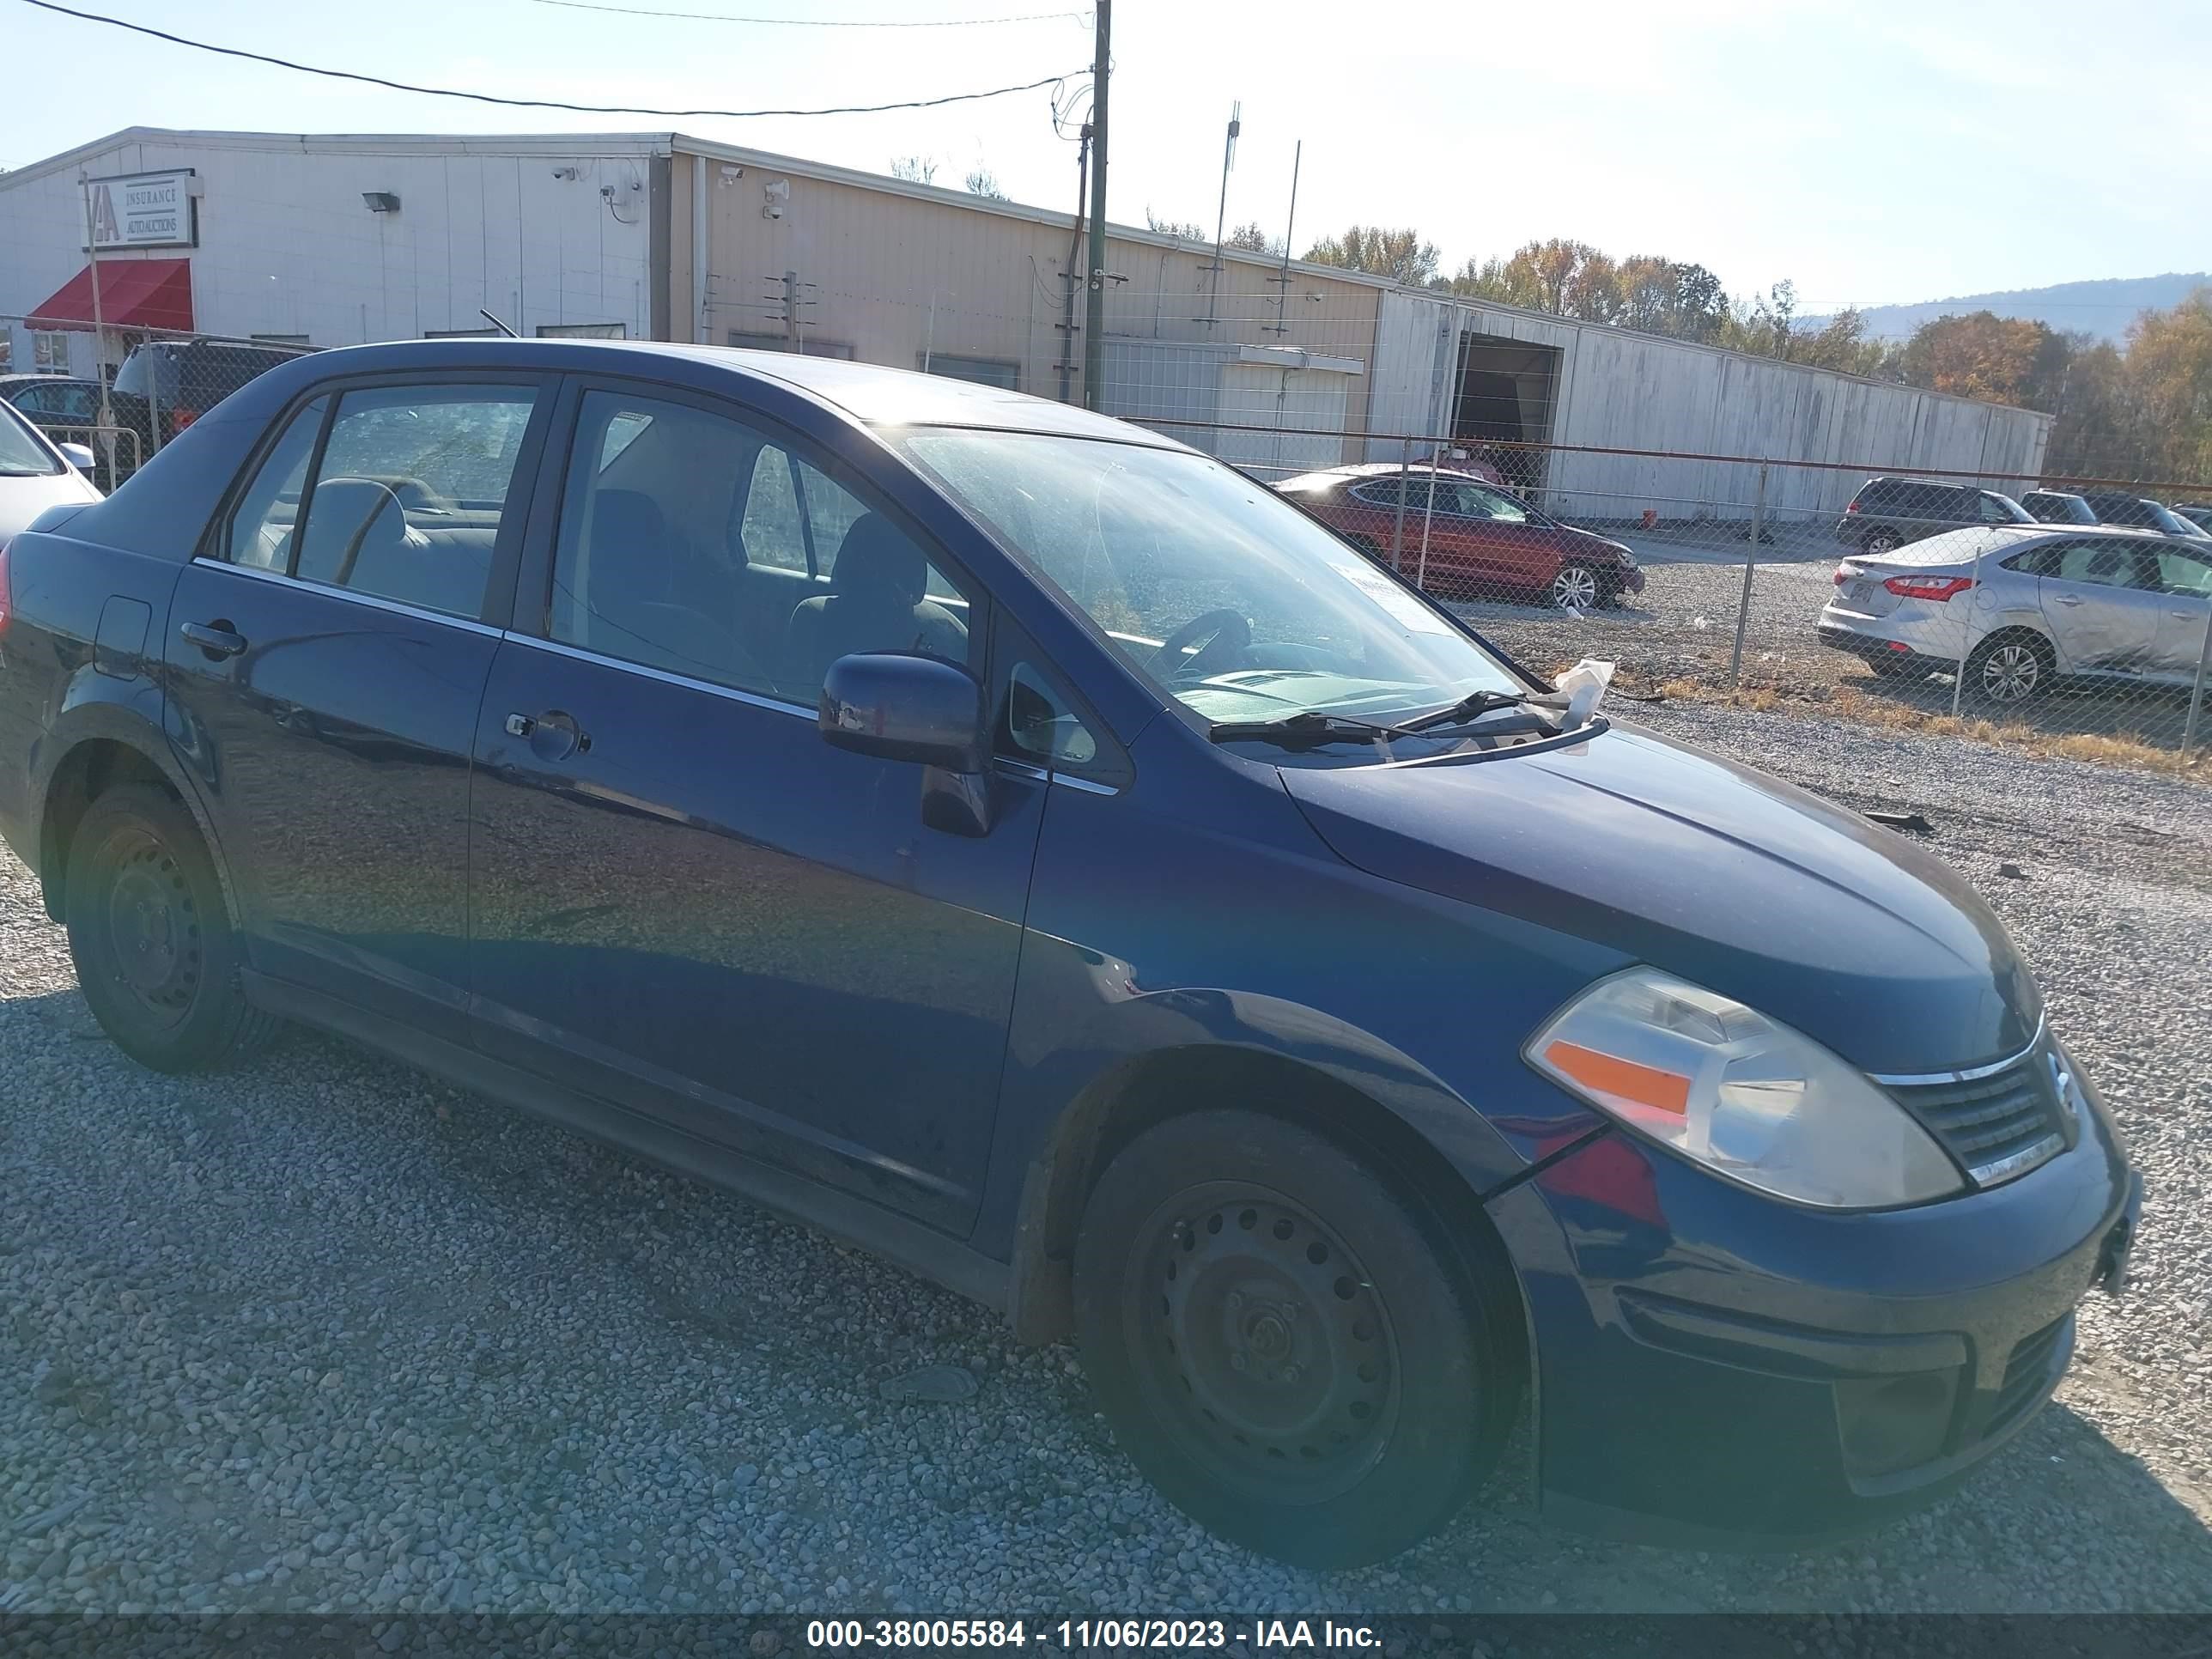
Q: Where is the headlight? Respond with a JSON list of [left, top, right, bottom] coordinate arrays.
[[1526, 968, 1964, 1209]]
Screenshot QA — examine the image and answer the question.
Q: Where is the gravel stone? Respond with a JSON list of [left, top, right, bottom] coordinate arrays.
[[0, 701, 2205, 1615]]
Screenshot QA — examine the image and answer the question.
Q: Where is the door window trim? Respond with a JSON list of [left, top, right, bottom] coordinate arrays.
[[510, 371, 991, 712], [199, 367, 561, 631]]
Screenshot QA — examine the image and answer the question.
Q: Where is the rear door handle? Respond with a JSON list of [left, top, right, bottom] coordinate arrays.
[[506, 709, 587, 762], [179, 620, 247, 659], [2051, 595, 2083, 607]]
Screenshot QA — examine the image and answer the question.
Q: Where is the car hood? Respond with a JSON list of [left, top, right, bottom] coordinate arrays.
[[1279, 723, 2040, 1076]]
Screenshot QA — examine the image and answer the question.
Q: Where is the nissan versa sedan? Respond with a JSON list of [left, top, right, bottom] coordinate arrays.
[[0, 343, 2137, 1568], [1273, 463, 1644, 609], [1819, 523, 2212, 703]]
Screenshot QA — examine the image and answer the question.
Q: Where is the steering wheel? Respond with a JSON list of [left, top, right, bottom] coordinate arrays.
[[1153, 607, 1251, 681]]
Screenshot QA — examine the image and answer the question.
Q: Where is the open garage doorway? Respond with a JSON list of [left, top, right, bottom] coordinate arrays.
[[1452, 337, 1560, 495]]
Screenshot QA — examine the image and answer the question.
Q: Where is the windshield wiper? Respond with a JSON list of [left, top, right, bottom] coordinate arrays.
[[1398, 689, 1560, 732], [1208, 711, 1414, 750]]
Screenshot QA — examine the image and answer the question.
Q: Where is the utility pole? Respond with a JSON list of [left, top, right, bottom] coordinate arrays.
[[79, 176, 115, 453], [1202, 101, 1240, 333], [1081, 0, 1109, 410]]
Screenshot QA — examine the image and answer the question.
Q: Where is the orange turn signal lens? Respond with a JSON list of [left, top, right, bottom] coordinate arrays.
[[1544, 1040, 1690, 1115]]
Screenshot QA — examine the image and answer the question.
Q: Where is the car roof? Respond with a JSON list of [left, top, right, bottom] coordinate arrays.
[[251, 338, 1191, 449], [1278, 463, 1493, 485]]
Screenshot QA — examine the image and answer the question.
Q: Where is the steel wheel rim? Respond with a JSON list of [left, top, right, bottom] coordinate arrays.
[[1552, 566, 1599, 609], [1981, 643, 2040, 702], [1126, 1182, 1403, 1504], [99, 831, 202, 1028]]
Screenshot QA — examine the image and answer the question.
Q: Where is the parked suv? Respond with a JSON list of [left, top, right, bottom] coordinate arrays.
[[107, 337, 306, 468], [0, 341, 2138, 1569], [2070, 490, 2210, 540], [1837, 476, 2034, 554], [2019, 489, 2097, 526]]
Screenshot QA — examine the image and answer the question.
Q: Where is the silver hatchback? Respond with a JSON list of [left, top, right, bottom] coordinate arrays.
[[1817, 525, 2212, 703]]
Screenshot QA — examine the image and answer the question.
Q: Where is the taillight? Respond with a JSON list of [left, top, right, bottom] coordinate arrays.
[[1834, 565, 1856, 585], [170, 407, 199, 432], [1883, 574, 1974, 602], [1844, 501, 1861, 514]]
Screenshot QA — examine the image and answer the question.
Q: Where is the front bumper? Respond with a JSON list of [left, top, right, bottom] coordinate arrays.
[[1487, 1102, 2139, 1547]]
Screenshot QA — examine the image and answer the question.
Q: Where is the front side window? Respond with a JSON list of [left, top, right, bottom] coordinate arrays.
[[549, 390, 971, 702], [896, 429, 1521, 732], [1457, 482, 1531, 524], [292, 383, 538, 617], [2156, 550, 2212, 597], [0, 404, 59, 476]]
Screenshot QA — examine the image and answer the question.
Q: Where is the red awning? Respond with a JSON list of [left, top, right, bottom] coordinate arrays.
[[25, 258, 194, 332]]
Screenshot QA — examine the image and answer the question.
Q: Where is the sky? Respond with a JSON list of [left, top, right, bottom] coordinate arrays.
[[4, 0, 2209, 316]]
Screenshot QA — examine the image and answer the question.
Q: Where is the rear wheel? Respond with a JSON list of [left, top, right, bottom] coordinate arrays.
[[1966, 631, 2053, 707], [64, 784, 279, 1073], [1862, 528, 1903, 556], [1073, 1109, 1517, 1568]]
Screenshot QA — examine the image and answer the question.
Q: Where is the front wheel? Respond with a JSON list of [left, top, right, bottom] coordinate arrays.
[[1073, 1109, 1518, 1568], [1550, 562, 1602, 610], [64, 783, 280, 1073]]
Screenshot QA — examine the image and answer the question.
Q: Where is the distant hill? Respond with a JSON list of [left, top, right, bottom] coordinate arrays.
[[1811, 273, 2209, 345]]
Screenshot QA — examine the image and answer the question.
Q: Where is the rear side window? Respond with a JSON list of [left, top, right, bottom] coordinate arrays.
[[289, 384, 539, 617], [222, 397, 329, 568], [2052, 540, 2159, 590], [1350, 477, 1404, 507]]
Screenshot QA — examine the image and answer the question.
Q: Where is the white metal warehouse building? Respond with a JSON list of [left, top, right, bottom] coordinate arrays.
[[0, 125, 2051, 517]]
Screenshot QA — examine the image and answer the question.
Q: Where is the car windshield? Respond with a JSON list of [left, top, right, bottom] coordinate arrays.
[[0, 404, 60, 476], [895, 428, 1523, 727]]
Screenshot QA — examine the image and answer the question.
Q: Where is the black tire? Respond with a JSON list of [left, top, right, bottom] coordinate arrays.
[[1073, 1109, 1518, 1568], [64, 783, 280, 1073], [1965, 630, 2054, 707], [1862, 527, 1903, 556], [1866, 651, 1922, 679]]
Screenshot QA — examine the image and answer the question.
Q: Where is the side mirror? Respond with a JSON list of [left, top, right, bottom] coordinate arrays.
[[58, 441, 95, 471], [818, 653, 994, 836], [818, 651, 985, 770]]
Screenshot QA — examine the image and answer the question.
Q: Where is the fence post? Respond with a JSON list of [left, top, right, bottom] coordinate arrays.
[[1950, 536, 1994, 719], [1729, 464, 1767, 687], [1415, 442, 1440, 592], [2184, 601, 2212, 763], [1391, 437, 1410, 573]]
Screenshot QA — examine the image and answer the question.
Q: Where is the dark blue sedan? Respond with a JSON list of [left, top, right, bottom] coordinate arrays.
[[0, 341, 2140, 1567]]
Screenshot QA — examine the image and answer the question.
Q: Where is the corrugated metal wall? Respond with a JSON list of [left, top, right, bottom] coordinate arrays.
[[1370, 289, 2055, 523]]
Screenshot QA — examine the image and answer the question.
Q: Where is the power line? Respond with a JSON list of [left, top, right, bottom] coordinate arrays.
[[530, 0, 1083, 24], [15, 0, 1080, 118]]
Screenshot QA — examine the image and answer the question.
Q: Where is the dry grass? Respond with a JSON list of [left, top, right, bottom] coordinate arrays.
[[1638, 675, 2209, 781]]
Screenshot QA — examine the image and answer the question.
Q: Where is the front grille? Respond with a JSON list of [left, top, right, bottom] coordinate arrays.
[[1882, 1048, 2069, 1187], [1990, 1314, 2072, 1431]]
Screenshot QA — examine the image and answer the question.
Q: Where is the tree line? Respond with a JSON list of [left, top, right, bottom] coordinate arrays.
[[1286, 228, 2211, 487]]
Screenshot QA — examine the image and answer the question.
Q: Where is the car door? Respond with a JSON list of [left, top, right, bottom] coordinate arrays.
[[162, 372, 553, 1040], [2035, 538, 2169, 675], [2152, 545, 2212, 681], [465, 379, 1048, 1235], [1446, 480, 1557, 597]]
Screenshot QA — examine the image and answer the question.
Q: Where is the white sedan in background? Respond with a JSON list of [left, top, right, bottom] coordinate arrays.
[[1817, 523, 2212, 704], [0, 399, 101, 542]]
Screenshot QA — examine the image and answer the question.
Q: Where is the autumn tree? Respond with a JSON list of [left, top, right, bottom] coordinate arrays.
[[889, 155, 939, 185], [2118, 291, 2212, 481], [1303, 226, 1440, 286], [1145, 206, 1206, 240]]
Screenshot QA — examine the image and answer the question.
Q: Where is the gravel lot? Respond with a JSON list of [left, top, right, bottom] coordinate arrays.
[[1, 701, 2207, 1619]]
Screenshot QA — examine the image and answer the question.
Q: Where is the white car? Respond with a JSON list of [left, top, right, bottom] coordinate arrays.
[[0, 399, 101, 543]]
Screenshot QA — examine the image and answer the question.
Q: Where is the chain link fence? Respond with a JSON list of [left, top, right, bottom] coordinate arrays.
[[1, 316, 315, 490], [1127, 410, 2212, 766]]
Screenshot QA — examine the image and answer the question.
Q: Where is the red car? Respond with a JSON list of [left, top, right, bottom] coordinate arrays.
[[1273, 464, 1644, 609]]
